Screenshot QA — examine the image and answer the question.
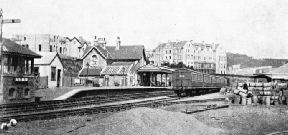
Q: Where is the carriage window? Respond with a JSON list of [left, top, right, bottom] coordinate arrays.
[[191, 73, 194, 81], [9, 88, 16, 98], [198, 74, 202, 81]]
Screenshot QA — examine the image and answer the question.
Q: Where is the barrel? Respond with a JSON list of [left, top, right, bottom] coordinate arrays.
[[263, 87, 272, 91], [238, 87, 248, 93], [247, 97, 252, 105], [252, 90, 260, 96], [278, 83, 288, 88], [239, 91, 248, 97], [252, 96, 258, 104], [250, 83, 255, 87], [253, 87, 264, 91], [241, 97, 247, 105], [271, 96, 279, 100], [263, 83, 273, 87], [265, 96, 271, 105], [281, 96, 287, 105], [255, 83, 263, 87], [234, 96, 241, 104], [233, 89, 240, 95], [263, 91, 273, 96]]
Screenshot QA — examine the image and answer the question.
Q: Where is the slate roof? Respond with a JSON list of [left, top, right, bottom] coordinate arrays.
[[82, 46, 113, 59], [2, 38, 41, 58], [267, 63, 288, 74], [174, 41, 187, 48], [101, 65, 132, 75], [106, 45, 145, 60], [34, 52, 59, 65], [111, 62, 135, 66], [79, 66, 103, 77]]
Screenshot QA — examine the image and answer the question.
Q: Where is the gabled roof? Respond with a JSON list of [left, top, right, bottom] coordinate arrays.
[[34, 52, 61, 65], [267, 63, 288, 74], [82, 46, 113, 59], [2, 38, 41, 58], [106, 45, 145, 60], [174, 41, 188, 48]]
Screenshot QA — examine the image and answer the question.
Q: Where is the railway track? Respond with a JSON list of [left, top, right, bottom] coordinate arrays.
[[0, 91, 175, 119], [0, 92, 229, 123]]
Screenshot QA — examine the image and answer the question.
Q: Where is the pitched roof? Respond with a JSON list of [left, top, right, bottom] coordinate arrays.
[[106, 45, 145, 60], [2, 38, 41, 58], [101, 65, 132, 75], [79, 66, 103, 77], [34, 52, 59, 65], [267, 63, 288, 74], [111, 62, 135, 66], [154, 43, 166, 51], [174, 41, 187, 48], [82, 46, 113, 59]]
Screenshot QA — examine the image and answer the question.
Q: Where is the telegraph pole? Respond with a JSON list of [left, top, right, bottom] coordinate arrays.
[[0, 9, 21, 92]]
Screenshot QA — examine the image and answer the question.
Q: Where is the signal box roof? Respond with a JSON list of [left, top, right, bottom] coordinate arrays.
[[2, 38, 41, 58]]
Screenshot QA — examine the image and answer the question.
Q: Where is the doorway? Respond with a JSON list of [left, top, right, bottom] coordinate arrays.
[[57, 69, 61, 87]]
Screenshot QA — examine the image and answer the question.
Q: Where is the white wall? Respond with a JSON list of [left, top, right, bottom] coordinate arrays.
[[38, 56, 64, 88]]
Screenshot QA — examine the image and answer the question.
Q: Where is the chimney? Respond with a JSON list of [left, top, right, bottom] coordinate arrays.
[[93, 36, 97, 46], [212, 43, 215, 50], [202, 41, 205, 45], [116, 36, 121, 50], [190, 40, 193, 44]]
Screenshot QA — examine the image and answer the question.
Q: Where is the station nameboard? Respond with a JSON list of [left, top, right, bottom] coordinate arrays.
[[15, 77, 28, 82]]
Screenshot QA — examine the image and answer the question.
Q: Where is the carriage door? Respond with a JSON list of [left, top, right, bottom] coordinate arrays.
[[57, 69, 61, 87]]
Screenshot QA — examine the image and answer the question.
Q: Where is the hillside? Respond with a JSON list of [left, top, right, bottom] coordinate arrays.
[[227, 52, 288, 68]]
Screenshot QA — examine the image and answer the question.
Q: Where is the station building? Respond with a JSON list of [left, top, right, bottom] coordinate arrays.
[[79, 37, 147, 86]]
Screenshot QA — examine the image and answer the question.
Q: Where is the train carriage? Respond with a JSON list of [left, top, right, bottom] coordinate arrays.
[[172, 68, 229, 97]]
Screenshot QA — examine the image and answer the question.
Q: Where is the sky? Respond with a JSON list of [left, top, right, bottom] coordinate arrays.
[[1, 0, 288, 59]]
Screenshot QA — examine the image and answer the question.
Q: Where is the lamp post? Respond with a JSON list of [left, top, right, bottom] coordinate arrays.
[[122, 66, 125, 86], [86, 62, 90, 86]]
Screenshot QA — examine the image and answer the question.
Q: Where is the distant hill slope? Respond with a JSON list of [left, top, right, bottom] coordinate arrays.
[[227, 52, 288, 68]]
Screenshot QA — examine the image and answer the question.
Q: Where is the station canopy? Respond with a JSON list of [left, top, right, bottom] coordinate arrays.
[[137, 64, 174, 74]]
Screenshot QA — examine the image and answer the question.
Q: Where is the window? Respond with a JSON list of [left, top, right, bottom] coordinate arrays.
[[51, 66, 56, 81], [24, 88, 30, 97], [92, 55, 98, 65], [169, 50, 171, 54], [34, 67, 39, 76], [50, 45, 52, 52], [24, 37, 26, 41], [169, 56, 171, 59], [9, 88, 16, 98], [60, 47, 62, 54], [39, 44, 42, 52]]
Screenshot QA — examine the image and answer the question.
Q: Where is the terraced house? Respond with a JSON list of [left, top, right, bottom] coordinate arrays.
[[79, 36, 147, 86], [152, 40, 227, 74]]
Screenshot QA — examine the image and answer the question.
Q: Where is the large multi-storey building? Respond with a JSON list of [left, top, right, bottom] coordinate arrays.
[[12, 34, 90, 59], [152, 40, 227, 74]]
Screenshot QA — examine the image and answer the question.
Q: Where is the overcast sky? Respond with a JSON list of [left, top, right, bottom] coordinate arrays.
[[1, 0, 288, 59]]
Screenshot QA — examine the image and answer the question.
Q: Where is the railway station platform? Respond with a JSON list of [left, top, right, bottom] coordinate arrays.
[[53, 86, 172, 100]]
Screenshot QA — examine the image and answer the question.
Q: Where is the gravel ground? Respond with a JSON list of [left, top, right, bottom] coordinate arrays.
[[4, 100, 288, 135]]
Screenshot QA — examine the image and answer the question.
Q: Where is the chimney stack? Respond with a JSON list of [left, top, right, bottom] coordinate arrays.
[[116, 36, 121, 50], [202, 41, 205, 45], [93, 36, 97, 46]]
